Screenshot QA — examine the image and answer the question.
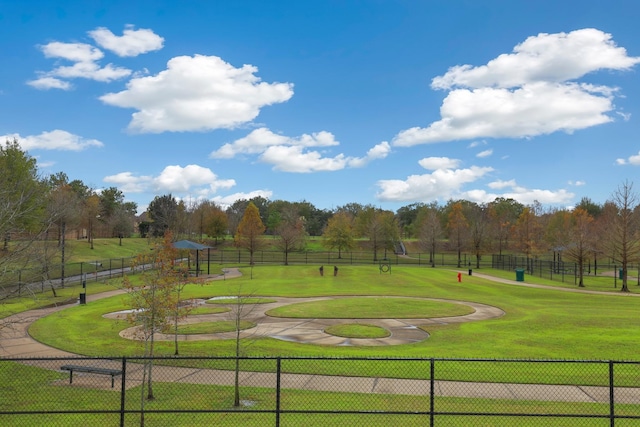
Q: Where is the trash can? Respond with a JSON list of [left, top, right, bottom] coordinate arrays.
[[468, 269, 472, 276], [515, 269, 525, 282], [79, 293, 86, 305], [619, 268, 624, 279]]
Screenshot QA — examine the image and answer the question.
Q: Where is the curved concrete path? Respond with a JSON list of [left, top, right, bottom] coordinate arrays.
[[113, 296, 504, 346]]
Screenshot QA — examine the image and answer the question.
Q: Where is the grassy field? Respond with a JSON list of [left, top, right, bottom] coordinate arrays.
[[5, 247, 640, 425], [24, 264, 640, 383], [3, 360, 635, 427]]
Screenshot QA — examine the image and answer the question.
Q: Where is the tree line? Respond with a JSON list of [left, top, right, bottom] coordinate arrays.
[[2, 139, 640, 292]]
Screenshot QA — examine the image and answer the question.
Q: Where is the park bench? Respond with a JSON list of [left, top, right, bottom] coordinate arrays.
[[60, 364, 122, 388]]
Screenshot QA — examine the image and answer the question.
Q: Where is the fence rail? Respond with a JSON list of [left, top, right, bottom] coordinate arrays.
[[492, 254, 640, 285], [3, 250, 637, 299], [1, 356, 639, 426]]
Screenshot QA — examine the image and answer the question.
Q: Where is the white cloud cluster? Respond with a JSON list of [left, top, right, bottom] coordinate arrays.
[[2, 130, 103, 151], [28, 26, 163, 90], [376, 158, 573, 205], [393, 28, 640, 146], [463, 180, 574, 205], [616, 151, 640, 166], [211, 127, 391, 172], [104, 164, 236, 198], [100, 56, 294, 133], [376, 156, 493, 202]]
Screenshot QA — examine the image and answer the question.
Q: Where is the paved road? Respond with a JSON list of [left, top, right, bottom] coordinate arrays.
[[2, 268, 639, 404]]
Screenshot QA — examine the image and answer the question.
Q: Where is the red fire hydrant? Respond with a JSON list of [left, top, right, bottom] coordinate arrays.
[[457, 272, 462, 282]]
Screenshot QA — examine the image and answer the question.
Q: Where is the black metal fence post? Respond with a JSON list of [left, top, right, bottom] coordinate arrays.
[[430, 358, 435, 427], [609, 360, 615, 427], [120, 356, 127, 427], [276, 357, 281, 427]]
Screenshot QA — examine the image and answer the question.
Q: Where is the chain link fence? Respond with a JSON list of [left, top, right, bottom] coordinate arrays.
[[1, 356, 639, 426], [492, 254, 640, 285]]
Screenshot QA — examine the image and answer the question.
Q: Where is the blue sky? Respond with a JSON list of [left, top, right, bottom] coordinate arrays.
[[1, 0, 639, 214]]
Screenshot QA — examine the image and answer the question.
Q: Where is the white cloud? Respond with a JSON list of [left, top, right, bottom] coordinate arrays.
[[40, 41, 104, 62], [103, 172, 154, 193], [32, 41, 132, 88], [568, 180, 586, 186], [616, 151, 640, 166], [347, 141, 391, 167], [104, 164, 235, 197], [212, 190, 274, 209], [88, 25, 164, 57], [27, 77, 72, 90], [260, 145, 348, 172], [431, 28, 640, 89], [418, 157, 460, 170], [476, 149, 493, 158], [393, 29, 639, 146], [488, 179, 517, 190], [100, 55, 294, 133], [211, 127, 339, 159], [48, 60, 132, 82], [376, 157, 493, 202], [211, 127, 390, 172], [155, 165, 236, 193], [468, 140, 487, 148], [468, 179, 574, 204], [2, 130, 103, 151], [393, 82, 614, 145], [463, 182, 574, 205], [30, 26, 162, 90]]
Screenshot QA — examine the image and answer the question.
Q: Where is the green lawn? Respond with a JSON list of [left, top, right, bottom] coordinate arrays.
[[325, 323, 391, 338], [7, 264, 640, 424], [25, 265, 640, 384], [0, 361, 636, 427], [266, 296, 473, 318]]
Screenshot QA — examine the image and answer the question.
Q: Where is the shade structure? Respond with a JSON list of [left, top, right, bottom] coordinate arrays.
[[172, 240, 210, 250], [171, 240, 212, 276]]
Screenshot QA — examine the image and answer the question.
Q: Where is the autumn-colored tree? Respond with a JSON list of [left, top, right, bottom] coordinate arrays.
[[487, 198, 523, 255], [123, 231, 188, 406], [447, 202, 469, 268], [322, 211, 356, 258], [234, 202, 266, 265], [563, 208, 595, 287], [465, 202, 490, 269], [513, 206, 544, 262]]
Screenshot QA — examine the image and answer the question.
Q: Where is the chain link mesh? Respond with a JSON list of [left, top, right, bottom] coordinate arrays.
[[1, 357, 639, 426]]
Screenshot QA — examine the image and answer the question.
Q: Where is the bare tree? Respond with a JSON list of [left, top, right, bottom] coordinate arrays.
[[226, 284, 263, 407], [606, 181, 640, 292], [274, 206, 307, 265], [447, 202, 469, 268], [416, 204, 442, 266]]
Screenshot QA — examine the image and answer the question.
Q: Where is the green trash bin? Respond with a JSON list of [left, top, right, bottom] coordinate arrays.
[[619, 268, 624, 279], [515, 269, 525, 282]]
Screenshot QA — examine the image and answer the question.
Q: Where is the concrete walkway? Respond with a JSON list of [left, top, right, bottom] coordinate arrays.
[[2, 268, 640, 404]]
